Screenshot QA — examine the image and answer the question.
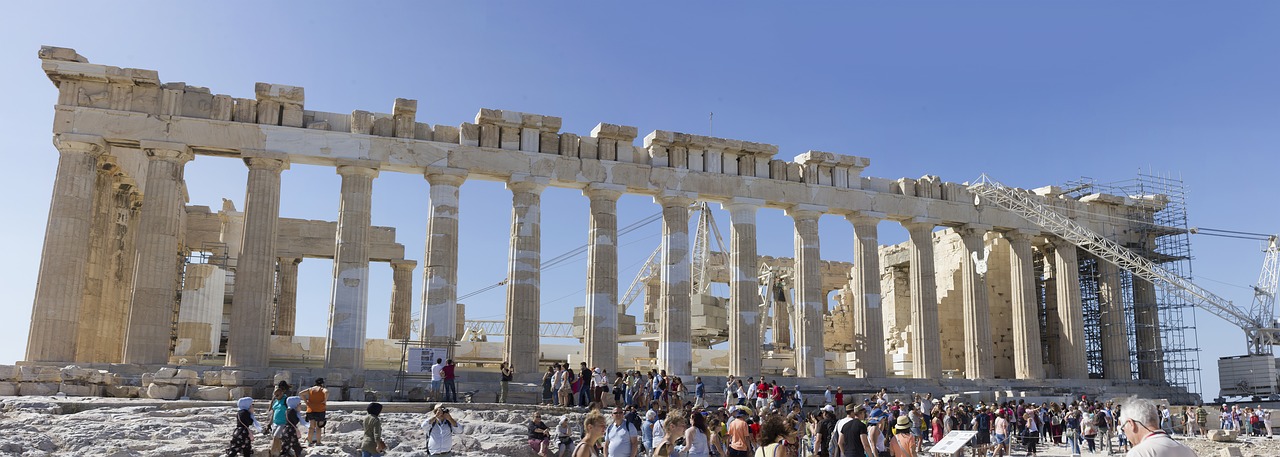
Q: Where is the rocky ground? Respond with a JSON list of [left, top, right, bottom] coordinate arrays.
[[1, 396, 1277, 456]]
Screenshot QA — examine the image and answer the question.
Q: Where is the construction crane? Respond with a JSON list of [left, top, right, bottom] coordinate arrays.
[[969, 174, 1280, 397]]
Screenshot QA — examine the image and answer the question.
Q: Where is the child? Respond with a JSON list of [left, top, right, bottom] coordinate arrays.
[[278, 396, 309, 456], [227, 397, 262, 456]]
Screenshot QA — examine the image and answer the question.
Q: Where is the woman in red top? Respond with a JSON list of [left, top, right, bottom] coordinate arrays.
[[834, 387, 844, 407]]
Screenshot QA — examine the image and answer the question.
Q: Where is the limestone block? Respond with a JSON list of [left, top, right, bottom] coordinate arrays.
[[60, 367, 92, 382], [351, 110, 374, 135], [254, 82, 305, 105], [146, 383, 182, 400], [181, 90, 214, 119], [520, 127, 540, 152], [414, 122, 433, 141], [175, 369, 199, 380], [648, 145, 669, 167], [480, 124, 500, 148], [202, 370, 222, 386], [212, 94, 233, 121], [688, 150, 704, 172], [192, 386, 230, 401], [579, 137, 599, 160], [539, 132, 560, 155], [372, 117, 394, 137], [1207, 429, 1237, 442], [101, 373, 121, 386], [0, 365, 14, 382], [84, 370, 108, 384], [229, 387, 254, 399], [0, 382, 15, 396], [104, 385, 140, 398], [257, 100, 282, 125], [233, 98, 257, 122], [155, 367, 178, 380], [140, 373, 154, 387], [671, 147, 688, 168], [597, 138, 618, 161], [282, 103, 304, 128], [59, 383, 102, 397], [770, 159, 787, 180], [434, 125, 460, 144], [559, 133, 579, 157], [500, 126, 521, 150], [18, 382, 59, 396], [306, 120, 330, 130], [221, 370, 246, 386], [1219, 446, 1243, 457], [786, 163, 802, 182], [459, 123, 481, 147], [20, 366, 62, 383]]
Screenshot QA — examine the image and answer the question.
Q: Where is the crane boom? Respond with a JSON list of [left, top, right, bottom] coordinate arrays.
[[968, 174, 1274, 354]]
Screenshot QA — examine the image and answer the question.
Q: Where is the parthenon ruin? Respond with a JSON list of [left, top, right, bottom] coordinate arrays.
[[25, 46, 1191, 397]]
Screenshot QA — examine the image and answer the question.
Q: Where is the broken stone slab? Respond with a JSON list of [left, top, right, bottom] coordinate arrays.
[[154, 367, 178, 379], [228, 387, 254, 400], [1207, 429, 1238, 442], [0, 382, 15, 396], [201, 370, 222, 386], [59, 383, 102, 397], [1218, 446, 1243, 457], [18, 382, 59, 396], [19, 366, 62, 383], [145, 383, 181, 400], [192, 386, 230, 401], [0, 365, 15, 382], [104, 385, 140, 398]]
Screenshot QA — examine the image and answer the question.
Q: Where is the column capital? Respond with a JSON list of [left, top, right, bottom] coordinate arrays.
[[96, 154, 121, 175], [52, 133, 106, 156], [1003, 229, 1038, 242], [959, 224, 994, 240], [243, 156, 289, 173], [719, 197, 765, 212], [583, 183, 625, 201], [785, 204, 827, 220], [425, 167, 468, 187], [390, 259, 417, 271], [507, 174, 549, 193], [278, 256, 302, 265], [900, 217, 942, 231], [140, 140, 194, 163], [336, 164, 379, 179], [653, 191, 697, 208]]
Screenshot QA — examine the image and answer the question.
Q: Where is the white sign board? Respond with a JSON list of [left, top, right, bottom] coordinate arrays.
[[407, 347, 448, 373], [929, 430, 977, 455]]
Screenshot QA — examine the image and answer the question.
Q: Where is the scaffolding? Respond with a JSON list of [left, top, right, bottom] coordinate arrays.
[[1061, 172, 1202, 395]]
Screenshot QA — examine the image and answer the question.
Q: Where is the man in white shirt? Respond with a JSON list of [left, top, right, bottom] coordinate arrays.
[[832, 405, 854, 457], [430, 358, 444, 401], [825, 386, 834, 406], [423, 403, 461, 456], [605, 407, 640, 457], [1121, 398, 1197, 457], [746, 377, 757, 402]]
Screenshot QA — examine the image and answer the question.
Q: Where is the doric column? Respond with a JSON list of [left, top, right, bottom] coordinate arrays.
[[388, 260, 416, 340], [1133, 278, 1164, 381], [583, 184, 623, 373], [174, 263, 228, 356], [1051, 242, 1088, 379], [101, 188, 142, 362], [75, 154, 119, 363], [123, 140, 194, 364], [325, 164, 378, 371], [1006, 230, 1044, 379], [420, 168, 467, 352], [1096, 258, 1131, 380], [723, 198, 763, 378], [656, 193, 695, 376], [847, 212, 885, 378], [226, 154, 287, 367], [959, 225, 994, 379], [788, 205, 826, 378], [275, 257, 301, 336], [27, 133, 105, 363], [902, 219, 941, 379], [503, 175, 547, 375]]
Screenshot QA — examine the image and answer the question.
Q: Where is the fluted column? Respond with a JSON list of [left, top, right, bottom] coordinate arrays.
[[420, 169, 467, 353], [1097, 258, 1131, 380], [723, 199, 763, 377], [388, 260, 416, 340], [27, 134, 106, 362], [326, 164, 378, 370], [1006, 230, 1044, 379], [1134, 277, 1164, 381], [123, 140, 194, 364], [225, 155, 287, 367], [102, 189, 142, 362], [75, 154, 119, 363], [1052, 242, 1088, 379], [656, 193, 695, 376], [903, 219, 941, 379], [583, 184, 623, 373], [275, 257, 301, 336], [789, 205, 825, 378], [960, 225, 995, 379], [847, 212, 885, 378], [503, 175, 546, 375]]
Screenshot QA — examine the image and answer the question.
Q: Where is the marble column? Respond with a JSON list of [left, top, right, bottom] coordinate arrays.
[[27, 134, 105, 363], [388, 260, 416, 340], [174, 263, 227, 356], [420, 169, 467, 352], [503, 175, 546, 375], [789, 205, 826, 378], [723, 198, 763, 378], [1052, 242, 1088, 379], [326, 164, 378, 371], [1097, 258, 1131, 380], [123, 141, 194, 365], [1133, 278, 1165, 381], [1006, 230, 1044, 379], [847, 212, 886, 378], [584, 184, 623, 373], [903, 219, 941, 379], [656, 193, 695, 376], [226, 155, 288, 367], [275, 257, 301, 336], [960, 225, 995, 379], [101, 188, 142, 362], [75, 154, 119, 363]]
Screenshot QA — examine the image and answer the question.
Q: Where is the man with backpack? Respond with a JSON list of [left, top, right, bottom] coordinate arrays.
[[605, 406, 641, 457]]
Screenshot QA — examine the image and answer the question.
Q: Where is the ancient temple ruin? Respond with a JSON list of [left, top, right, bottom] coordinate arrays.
[[25, 46, 1194, 399]]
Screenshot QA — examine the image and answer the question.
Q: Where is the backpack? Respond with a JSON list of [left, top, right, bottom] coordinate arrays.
[[1094, 412, 1108, 428]]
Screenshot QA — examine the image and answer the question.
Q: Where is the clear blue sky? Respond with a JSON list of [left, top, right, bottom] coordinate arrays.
[[2, 2, 1277, 399]]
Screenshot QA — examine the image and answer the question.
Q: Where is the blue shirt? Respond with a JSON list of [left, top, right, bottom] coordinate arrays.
[[695, 382, 705, 397]]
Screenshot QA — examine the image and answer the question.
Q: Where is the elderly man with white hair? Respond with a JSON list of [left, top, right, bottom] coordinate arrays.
[[1120, 398, 1198, 457]]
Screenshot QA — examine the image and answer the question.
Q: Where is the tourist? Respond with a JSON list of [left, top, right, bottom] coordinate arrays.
[[278, 396, 308, 457], [544, 365, 556, 405], [443, 359, 458, 403], [838, 405, 871, 457], [736, 380, 748, 406], [755, 414, 798, 457], [1262, 406, 1273, 438], [791, 385, 803, 410], [825, 386, 834, 406], [1120, 398, 1196, 457], [991, 410, 1008, 457], [498, 361, 514, 403], [269, 381, 289, 455], [1195, 405, 1208, 438], [423, 403, 460, 456], [887, 416, 916, 457], [1022, 406, 1040, 457], [555, 414, 576, 457], [682, 411, 713, 457], [815, 409, 836, 457], [728, 408, 754, 457], [579, 362, 593, 407], [1082, 407, 1098, 453], [709, 415, 728, 457], [866, 413, 887, 457], [1065, 408, 1081, 456], [693, 376, 706, 409], [560, 364, 575, 407], [606, 407, 640, 457], [651, 409, 690, 457], [642, 409, 657, 453], [360, 402, 387, 457], [301, 378, 329, 446], [226, 397, 261, 457], [652, 409, 667, 450], [430, 358, 444, 401], [929, 409, 943, 445], [613, 371, 627, 408], [529, 411, 552, 457], [577, 410, 607, 457]]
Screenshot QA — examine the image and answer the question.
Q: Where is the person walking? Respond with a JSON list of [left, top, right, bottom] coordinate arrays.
[[423, 403, 460, 456], [543, 365, 556, 405], [269, 382, 289, 456], [443, 359, 458, 403], [579, 362, 593, 407], [728, 408, 754, 457], [683, 411, 713, 457], [887, 416, 917, 457], [500, 361, 514, 403], [226, 397, 261, 457], [651, 410, 689, 457], [1120, 398, 1196, 457], [577, 410, 607, 457], [360, 402, 387, 457], [301, 378, 329, 447], [606, 406, 641, 457], [430, 358, 444, 401], [279, 396, 308, 457], [693, 377, 707, 409]]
